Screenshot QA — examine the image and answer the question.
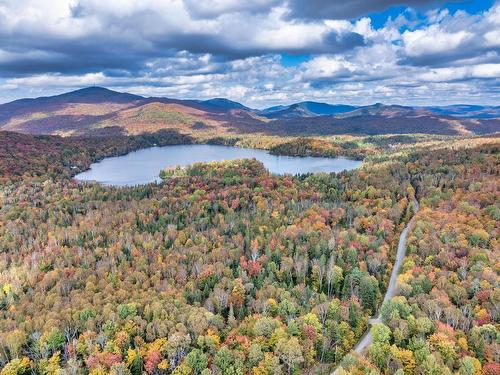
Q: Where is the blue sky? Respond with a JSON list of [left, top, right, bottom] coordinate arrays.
[[0, 0, 498, 107], [369, 1, 496, 28], [280, 54, 311, 67]]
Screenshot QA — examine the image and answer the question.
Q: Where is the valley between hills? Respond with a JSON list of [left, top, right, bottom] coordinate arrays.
[[1, 87, 498, 138]]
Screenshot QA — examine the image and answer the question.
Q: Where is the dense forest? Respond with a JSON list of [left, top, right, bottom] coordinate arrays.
[[0, 131, 497, 375], [338, 138, 499, 374]]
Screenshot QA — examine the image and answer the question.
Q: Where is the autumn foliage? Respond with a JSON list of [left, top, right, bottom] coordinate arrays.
[[0, 131, 497, 375]]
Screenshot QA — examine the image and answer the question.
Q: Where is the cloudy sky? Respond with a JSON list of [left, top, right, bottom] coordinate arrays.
[[0, 0, 498, 107]]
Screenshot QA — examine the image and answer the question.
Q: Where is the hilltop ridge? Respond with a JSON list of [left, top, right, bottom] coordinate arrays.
[[1, 87, 498, 137]]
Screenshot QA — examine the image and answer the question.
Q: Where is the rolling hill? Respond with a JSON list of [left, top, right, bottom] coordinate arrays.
[[0, 87, 498, 137], [261, 101, 358, 118], [422, 104, 500, 119], [200, 98, 251, 111]]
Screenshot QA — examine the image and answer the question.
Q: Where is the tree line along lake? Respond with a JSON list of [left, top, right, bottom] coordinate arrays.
[[74, 144, 363, 186]]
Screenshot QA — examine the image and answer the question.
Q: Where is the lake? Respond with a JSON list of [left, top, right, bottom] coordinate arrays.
[[74, 144, 362, 186]]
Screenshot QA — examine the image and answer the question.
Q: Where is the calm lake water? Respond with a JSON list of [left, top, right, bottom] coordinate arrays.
[[74, 144, 362, 186]]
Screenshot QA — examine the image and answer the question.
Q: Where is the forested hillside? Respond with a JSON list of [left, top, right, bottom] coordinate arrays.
[[1, 88, 498, 137], [338, 139, 500, 374], [0, 132, 497, 375]]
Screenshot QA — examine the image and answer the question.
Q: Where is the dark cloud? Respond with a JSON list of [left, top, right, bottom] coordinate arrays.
[[307, 71, 393, 88], [323, 30, 366, 52], [0, 0, 364, 77], [182, 0, 282, 19], [0, 35, 157, 77], [398, 47, 500, 68], [0, 23, 365, 76], [286, 0, 458, 20]]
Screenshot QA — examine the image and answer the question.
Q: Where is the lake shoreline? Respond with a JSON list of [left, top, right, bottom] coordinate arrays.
[[75, 144, 362, 187]]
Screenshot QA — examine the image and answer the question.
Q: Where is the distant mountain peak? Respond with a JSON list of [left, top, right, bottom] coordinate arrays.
[[42, 86, 143, 104], [58, 86, 126, 96], [60, 86, 142, 98], [74, 86, 111, 92], [201, 98, 249, 111], [261, 101, 358, 118]]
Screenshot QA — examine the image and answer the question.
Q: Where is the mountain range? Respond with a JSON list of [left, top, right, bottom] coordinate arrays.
[[0, 87, 498, 137]]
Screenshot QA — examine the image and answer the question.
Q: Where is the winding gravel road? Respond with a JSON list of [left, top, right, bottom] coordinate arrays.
[[332, 199, 419, 374]]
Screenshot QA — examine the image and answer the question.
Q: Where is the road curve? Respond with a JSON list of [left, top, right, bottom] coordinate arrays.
[[332, 199, 419, 374]]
